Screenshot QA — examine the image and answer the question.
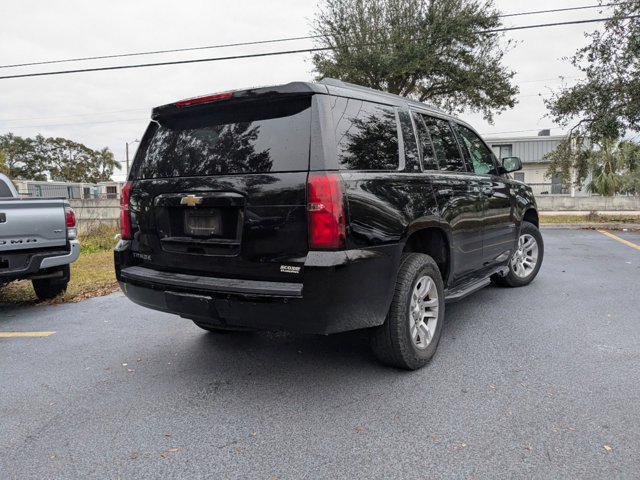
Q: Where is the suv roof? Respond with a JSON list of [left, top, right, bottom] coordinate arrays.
[[152, 79, 457, 123], [318, 78, 448, 116]]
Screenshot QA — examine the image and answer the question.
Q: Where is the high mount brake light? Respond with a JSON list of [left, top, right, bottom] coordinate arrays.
[[307, 172, 346, 250], [65, 206, 77, 240], [175, 91, 233, 107], [120, 181, 133, 240]]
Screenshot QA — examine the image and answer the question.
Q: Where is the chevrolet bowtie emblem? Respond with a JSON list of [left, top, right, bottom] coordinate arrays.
[[180, 195, 203, 207]]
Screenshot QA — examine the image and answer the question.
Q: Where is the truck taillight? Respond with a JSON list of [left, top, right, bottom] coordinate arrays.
[[307, 172, 346, 250], [120, 181, 133, 240], [65, 206, 77, 240]]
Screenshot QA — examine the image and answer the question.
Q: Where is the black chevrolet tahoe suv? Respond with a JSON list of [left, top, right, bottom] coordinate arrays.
[[115, 79, 543, 370]]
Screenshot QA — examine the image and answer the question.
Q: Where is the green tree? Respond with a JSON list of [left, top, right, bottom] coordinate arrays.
[[616, 140, 640, 195], [0, 133, 119, 182], [544, 2, 640, 192], [0, 149, 8, 176], [546, 137, 640, 195], [311, 0, 518, 122], [89, 147, 121, 183], [0, 133, 47, 180]]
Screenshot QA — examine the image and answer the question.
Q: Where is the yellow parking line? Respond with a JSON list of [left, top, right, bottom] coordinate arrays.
[[0, 331, 55, 338], [597, 230, 640, 251]]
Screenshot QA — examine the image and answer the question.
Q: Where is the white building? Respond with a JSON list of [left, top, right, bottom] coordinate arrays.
[[485, 130, 567, 194], [11, 179, 125, 199]]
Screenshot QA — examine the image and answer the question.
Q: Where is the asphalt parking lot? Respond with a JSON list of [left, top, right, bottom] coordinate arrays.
[[1, 228, 639, 479]]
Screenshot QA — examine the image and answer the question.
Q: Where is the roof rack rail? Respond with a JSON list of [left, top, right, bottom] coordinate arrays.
[[318, 77, 444, 114]]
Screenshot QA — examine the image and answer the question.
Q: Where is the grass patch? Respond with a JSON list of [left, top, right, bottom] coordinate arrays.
[[540, 213, 640, 224], [79, 224, 119, 254]]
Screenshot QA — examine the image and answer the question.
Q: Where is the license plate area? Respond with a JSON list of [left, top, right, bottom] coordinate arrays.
[[156, 206, 243, 256], [184, 208, 222, 237]]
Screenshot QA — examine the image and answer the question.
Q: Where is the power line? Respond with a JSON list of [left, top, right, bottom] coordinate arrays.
[[518, 75, 579, 84], [0, 107, 149, 123], [500, 1, 629, 17], [4, 117, 149, 129], [1, 15, 637, 81], [0, 2, 630, 71], [0, 47, 334, 80], [0, 35, 321, 70], [482, 128, 558, 136], [484, 14, 638, 34], [0, 46, 332, 80]]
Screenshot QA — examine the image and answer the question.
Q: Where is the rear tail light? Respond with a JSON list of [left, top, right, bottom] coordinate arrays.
[[120, 181, 133, 240], [65, 206, 77, 240], [307, 172, 346, 250]]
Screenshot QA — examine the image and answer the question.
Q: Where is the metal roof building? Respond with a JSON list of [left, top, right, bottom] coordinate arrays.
[[484, 131, 570, 194]]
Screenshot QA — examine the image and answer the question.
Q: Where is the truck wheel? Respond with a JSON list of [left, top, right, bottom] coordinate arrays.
[[369, 253, 445, 370], [492, 221, 544, 288], [192, 321, 250, 334], [32, 265, 70, 301]]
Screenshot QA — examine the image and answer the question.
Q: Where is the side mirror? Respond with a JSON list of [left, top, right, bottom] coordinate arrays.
[[502, 156, 522, 173]]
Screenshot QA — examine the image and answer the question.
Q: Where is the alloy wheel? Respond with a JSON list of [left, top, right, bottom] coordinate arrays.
[[511, 233, 539, 279], [409, 275, 439, 350]]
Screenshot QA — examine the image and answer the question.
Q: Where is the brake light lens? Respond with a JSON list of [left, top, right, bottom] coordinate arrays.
[[120, 181, 133, 240], [176, 91, 233, 107], [65, 206, 77, 240], [307, 172, 346, 250]]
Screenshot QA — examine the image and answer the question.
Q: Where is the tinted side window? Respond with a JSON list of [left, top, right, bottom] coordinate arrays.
[[411, 112, 438, 170], [0, 179, 15, 197], [332, 98, 399, 171], [421, 116, 466, 172], [398, 110, 420, 172], [456, 124, 496, 175]]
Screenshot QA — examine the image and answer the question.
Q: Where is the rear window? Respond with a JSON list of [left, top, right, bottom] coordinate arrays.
[[132, 97, 311, 179], [0, 178, 15, 198], [331, 97, 400, 171]]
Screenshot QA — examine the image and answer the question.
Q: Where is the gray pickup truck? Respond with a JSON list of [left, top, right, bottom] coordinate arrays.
[[0, 173, 80, 300]]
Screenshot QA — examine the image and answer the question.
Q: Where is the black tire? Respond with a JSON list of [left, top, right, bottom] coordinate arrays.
[[32, 265, 70, 301], [491, 221, 544, 288], [369, 253, 445, 370], [192, 321, 250, 334]]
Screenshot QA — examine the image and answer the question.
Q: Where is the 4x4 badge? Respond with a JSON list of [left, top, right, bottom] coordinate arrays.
[[180, 195, 203, 207]]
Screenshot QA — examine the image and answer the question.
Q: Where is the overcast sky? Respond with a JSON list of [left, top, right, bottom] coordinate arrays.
[[0, 0, 608, 181]]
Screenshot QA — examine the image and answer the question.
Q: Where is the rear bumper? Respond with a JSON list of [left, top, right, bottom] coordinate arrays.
[[115, 243, 400, 335], [120, 265, 303, 298], [40, 240, 80, 268], [0, 240, 79, 281]]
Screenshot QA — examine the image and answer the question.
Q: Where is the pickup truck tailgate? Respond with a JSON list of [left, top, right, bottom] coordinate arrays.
[[0, 199, 67, 252]]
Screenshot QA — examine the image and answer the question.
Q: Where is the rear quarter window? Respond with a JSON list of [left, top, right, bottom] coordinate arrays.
[[331, 97, 400, 171], [421, 115, 466, 172], [398, 110, 420, 172], [0, 178, 15, 197], [132, 97, 311, 179]]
